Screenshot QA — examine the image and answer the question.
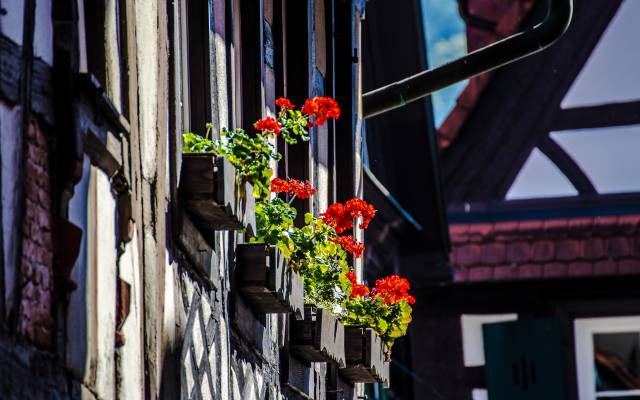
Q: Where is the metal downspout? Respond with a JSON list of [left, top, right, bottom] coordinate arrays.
[[362, 0, 573, 119]]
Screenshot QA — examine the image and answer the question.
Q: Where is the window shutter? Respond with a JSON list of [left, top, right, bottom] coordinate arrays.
[[483, 318, 569, 400]]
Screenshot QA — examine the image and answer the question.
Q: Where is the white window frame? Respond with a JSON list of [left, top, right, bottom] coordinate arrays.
[[575, 316, 640, 400]]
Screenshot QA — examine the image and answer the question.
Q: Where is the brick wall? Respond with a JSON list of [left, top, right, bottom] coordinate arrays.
[[17, 118, 54, 349], [450, 215, 640, 282]]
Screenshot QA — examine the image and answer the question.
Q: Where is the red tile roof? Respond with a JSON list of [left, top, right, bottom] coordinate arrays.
[[451, 215, 640, 282], [438, 0, 536, 149]]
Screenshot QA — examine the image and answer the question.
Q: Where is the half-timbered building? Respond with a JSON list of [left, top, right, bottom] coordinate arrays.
[[0, 0, 382, 399]]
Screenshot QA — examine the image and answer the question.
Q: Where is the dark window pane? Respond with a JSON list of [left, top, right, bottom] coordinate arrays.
[[594, 332, 640, 391]]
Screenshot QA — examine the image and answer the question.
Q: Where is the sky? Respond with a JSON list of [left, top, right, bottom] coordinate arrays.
[[420, 0, 468, 127]]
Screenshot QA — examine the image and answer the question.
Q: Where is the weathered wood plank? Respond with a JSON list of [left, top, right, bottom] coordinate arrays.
[[340, 326, 386, 384], [0, 33, 54, 124], [179, 154, 256, 234], [290, 306, 345, 367], [176, 207, 216, 282], [236, 244, 304, 318]]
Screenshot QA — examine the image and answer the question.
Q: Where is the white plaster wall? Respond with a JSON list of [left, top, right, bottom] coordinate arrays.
[[117, 229, 144, 400], [134, 0, 159, 180], [213, 31, 229, 131], [0, 104, 21, 318], [66, 163, 118, 397], [217, 223, 231, 398], [93, 166, 118, 398], [105, 0, 122, 111], [0, 0, 24, 44], [76, 0, 88, 72], [34, 0, 53, 64], [231, 353, 267, 400]]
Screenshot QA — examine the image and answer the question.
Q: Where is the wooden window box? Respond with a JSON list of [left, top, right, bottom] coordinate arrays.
[[235, 244, 304, 319], [179, 153, 256, 234], [339, 326, 387, 384], [289, 305, 346, 367]]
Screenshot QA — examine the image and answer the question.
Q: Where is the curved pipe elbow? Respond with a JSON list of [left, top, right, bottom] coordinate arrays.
[[535, 0, 573, 49], [363, 0, 574, 119]]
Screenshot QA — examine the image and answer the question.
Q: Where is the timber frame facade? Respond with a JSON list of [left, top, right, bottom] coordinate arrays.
[[0, 0, 373, 399]]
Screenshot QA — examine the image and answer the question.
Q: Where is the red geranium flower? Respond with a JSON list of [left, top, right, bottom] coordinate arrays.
[[301, 96, 341, 126], [345, 198, 377, 230], [371, 275, 415, 305], [254, 116, 282, 135], [276, 97, 295, 110], [346, 271, 370, 298], [330, 235, 365, 258], [288, 179, 316, 199], [270, 177, 291, 193], [320, 199, 377, 234], [321, 203, 353, 234], [270, 178, 316, 199]]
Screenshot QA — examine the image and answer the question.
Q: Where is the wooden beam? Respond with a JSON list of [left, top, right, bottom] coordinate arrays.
[[538, 135, 596, 195], [414, 275, 640, 317], [0, 34, 54, 124], [551, 101, 640, 131]]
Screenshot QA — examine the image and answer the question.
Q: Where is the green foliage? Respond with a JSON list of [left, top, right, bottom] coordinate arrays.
[[182, 106, 312, 199], [278, 110, 311, 145], [212, 128, 280, 199], [182, 126, 281, 200], [253, 202, 350, 313], [252, 198, 297, 257], [342, 296, 413, 360], [182, 123, 215, 153], [290, 215, 350, 312]]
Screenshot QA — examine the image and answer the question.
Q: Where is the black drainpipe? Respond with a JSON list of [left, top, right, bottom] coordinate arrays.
[[458, 0, 497, 32], [363, 0, 573, 119]]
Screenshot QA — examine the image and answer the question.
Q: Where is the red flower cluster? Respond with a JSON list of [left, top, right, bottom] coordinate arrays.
[[371, 275, 415, 305], [270, 178, 290, 193], [345, 199, 376, 230], [321, 203, 351, 233], [301, 96, 341, 126], [289, 179, 316, 199], [330, 235, 365, 258], [254, 116, 282, 135], [270, 177, 316, 199], [346, 271, 370, 298], [276, 97, 295, 110], [320, 199, 377, 234]]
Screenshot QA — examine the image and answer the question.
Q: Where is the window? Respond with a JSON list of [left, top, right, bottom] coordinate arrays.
[[420, 0, 468, 126], [462, 314, 518, 400], [185, 0, 213, 133], [506, 148, 578, 200], [80, 0, 128, 115], [575, 316, 640, 400], [472, 389, 488, 400], [561, 0, 640, 109]]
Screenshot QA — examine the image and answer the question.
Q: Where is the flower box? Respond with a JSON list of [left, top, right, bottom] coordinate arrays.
[[235, 244, 304, 319], [179, 153, 255, 234], [289, 305, 346, 367], [339, 326, 386, 383]]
